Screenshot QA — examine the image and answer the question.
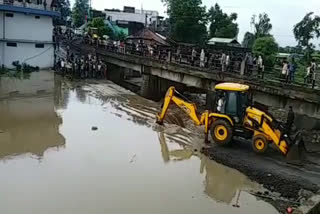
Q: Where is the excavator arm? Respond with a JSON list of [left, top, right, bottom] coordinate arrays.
[[156, 87, 211, 143], [156, 87, 202, 125]]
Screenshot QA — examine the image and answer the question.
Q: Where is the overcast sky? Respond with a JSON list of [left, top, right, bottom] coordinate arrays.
[[72, 0, 320, 47]]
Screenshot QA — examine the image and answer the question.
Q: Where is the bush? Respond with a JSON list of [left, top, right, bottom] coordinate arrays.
[[253, 36, 278, 67]]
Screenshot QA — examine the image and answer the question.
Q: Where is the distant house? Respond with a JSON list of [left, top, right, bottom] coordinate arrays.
[[126, 28, 171, 46], [0, 0, 60, 69], [208, 38, 240, 47], [104, 6, 161, 29]]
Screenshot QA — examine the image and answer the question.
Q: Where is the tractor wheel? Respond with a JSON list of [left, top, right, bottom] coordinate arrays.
[[210, 119, 233, 146], [252, 135, 268, 154]]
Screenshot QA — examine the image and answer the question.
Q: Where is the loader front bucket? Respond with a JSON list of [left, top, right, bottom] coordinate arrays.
[[286, 132, 306, 166]]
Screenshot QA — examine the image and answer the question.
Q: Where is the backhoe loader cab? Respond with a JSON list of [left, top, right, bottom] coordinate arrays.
[[214, 83, 251, 125]]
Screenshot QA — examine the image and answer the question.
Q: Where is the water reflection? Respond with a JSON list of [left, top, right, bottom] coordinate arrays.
[[0, 73, 279, 214], [54, 74, 70, 110], [158, 131, 259, 205], [0, 72, 65, 160]]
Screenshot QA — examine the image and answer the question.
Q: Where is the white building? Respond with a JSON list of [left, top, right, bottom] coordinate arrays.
[[0, 0, 59, 69], [104, 6, 160, 28]]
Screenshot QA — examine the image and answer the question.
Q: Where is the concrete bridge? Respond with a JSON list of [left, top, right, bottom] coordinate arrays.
[[97, 50, 320, 117], [70, 42, 320, 121]]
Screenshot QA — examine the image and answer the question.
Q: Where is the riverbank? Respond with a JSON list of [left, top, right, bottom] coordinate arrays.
[[0, 71, 283, 214], [57, 76, 320, 214], [62, 40, 320, 213]]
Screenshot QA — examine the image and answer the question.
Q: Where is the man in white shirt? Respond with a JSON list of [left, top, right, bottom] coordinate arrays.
[[217, 94, 225, 113]]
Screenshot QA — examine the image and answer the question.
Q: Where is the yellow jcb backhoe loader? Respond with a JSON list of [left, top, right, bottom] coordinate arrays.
[[156, 83, 305, 162]]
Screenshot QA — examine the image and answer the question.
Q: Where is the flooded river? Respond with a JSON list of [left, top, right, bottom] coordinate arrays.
[[0, 71, 279, 214]]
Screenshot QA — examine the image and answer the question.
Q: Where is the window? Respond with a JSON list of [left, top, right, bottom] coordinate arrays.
[[7, 43, 17, 47], [35, 44, 44, 48], [225, 92, 238, 116], [35, 16, 40, 19], [5, 13, 14, 18]]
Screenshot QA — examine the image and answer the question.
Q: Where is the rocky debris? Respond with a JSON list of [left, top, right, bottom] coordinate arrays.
[[91, 126, 98, 131]]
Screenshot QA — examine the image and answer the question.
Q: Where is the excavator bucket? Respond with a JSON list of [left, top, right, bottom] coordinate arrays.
[[286, 132, 307, 166]]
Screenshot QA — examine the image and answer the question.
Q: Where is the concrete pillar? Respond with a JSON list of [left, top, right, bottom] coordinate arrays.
[[141, 65, 170, 100], [141, 74, 152, 99]]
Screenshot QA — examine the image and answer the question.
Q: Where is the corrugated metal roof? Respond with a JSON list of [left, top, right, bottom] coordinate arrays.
[[0, 4, 60, 17], [208, 37, 239, 45], [126, 28, 169, 46]]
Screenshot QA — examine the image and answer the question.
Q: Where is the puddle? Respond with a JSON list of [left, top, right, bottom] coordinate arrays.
[[0, 71, 279, 214]]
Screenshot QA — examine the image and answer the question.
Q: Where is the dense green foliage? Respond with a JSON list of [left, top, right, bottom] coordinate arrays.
[[208, 4, 238, 38], [293, 12, 320, 61], [87, 18, 127, 40], [253, 36, 278, 66], [87, 18, 112, 37], [242, 32, 255, 49], [242, 13, 273, 49], [72, 0, 89, 28], [162, 0, 208, 44]]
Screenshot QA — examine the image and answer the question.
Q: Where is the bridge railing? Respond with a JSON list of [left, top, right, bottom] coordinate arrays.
[[79, 38, 319, 89], [95, 41, 266, 79]]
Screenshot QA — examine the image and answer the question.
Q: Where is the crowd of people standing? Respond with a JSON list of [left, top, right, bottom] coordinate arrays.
[[55, 46, 108, 79]]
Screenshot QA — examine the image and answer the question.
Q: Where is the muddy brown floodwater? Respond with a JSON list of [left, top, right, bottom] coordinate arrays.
[[0, 71, 279, 214]]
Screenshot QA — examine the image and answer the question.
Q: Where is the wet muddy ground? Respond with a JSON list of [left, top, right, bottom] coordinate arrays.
[[0, 71, 282, 214]]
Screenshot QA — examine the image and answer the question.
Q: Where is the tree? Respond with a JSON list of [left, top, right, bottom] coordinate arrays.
[[251, 13, 273, 38], [87, 17, 113, 37], [72, 0, 89, 28], [208, 3, 238, 38], [54, 0, 71, 25], [293, 12, 320, 61], [162, 0, 208, 44], [253, 36, 278, 67], [242, 13, 272, 50], [242, 32, 255, 48]]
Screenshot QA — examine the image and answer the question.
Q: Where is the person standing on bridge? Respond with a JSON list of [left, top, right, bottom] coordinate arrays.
[[200, 49, 205, 68], [226, 53, 231, 72], [221, 53, 226, 72], [311, 59, 317, 88], [191, 48, 197, 66], [288, 58, 297, 83], [257, 55, 264, 78], [176, 46, 181, 63], [60, 58, 65, 76], [246, 53, 253, 76], [43, 0, 47, 10], [282, 60, 289, 82]]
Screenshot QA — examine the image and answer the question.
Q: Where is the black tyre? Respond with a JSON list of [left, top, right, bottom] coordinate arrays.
[[252, 135, 268, 154], [210, 119, 233, 146]]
